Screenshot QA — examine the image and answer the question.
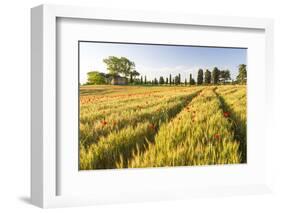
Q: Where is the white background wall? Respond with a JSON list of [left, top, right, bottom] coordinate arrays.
[[0, 0, 280, 212]]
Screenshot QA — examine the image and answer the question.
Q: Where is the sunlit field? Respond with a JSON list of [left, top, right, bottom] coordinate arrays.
[[79, 85, 246, 170]]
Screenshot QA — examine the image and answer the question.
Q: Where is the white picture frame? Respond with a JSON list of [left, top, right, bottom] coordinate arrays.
[[31, 4, 274, 208]]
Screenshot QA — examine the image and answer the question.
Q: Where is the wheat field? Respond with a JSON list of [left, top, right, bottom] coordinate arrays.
[[79, 85, 246, 170]]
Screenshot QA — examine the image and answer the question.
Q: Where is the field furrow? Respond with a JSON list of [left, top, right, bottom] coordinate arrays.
[[216, 86, 247, 162]]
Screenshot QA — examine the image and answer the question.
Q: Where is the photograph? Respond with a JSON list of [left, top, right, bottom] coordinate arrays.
[[79, 41, 247, 170]]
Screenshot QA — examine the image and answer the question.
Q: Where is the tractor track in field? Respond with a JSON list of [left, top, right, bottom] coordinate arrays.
[[141, 89, 202, 143], [116, 90, 203, 168], [119, 89, 204, 168], [214, 88, 247, 163]]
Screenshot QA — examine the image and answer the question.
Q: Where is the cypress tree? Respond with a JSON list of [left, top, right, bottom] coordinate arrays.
[[204, 69, 211, 84], [212, 67, 220, 84], [169, 74, 172, 85], [197, 69, 204, 85]]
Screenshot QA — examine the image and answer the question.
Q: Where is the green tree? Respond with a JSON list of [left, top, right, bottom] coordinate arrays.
[[140, 76, 143, 84], [154, 78, 158, 85], [169, 74, 172, 85], [130, 72, 133, 83], [189, 74, 195, 85], [197, 69, 204, 85], [219, 70, 231, 84], [120, 57, 136, 77], [159, 76, 165, 85], [212, 67, 220, 84], [225, 70, 231, 81], [144, 76, 147, 84], [175, 75, 180, 85], [178, 73, 181, 85], [129, 70, 140, 83], [103, 56, 135, 78], [204, 69, 211, 84], [185, 78, 187, 86], [166, 77, 169, 84], [86, 71, 106, 85], [236, 64, 247, 84], [103, 56, 120, 76]]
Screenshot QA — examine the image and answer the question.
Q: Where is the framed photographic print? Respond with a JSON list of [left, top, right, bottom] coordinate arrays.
[[31, 4, 274, 208]]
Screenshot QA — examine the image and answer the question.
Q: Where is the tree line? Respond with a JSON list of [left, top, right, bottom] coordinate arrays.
[[85, 56, 247, 85]]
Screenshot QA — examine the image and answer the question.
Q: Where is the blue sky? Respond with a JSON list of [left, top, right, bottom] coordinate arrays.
[[79, 42, 247, 83]]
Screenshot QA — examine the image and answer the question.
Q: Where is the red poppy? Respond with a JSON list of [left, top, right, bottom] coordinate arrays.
[[101, 120, 107, 126], [148, 123, 156, 130], [223, 112, 230, 117], [214, 134, 220, 139]]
